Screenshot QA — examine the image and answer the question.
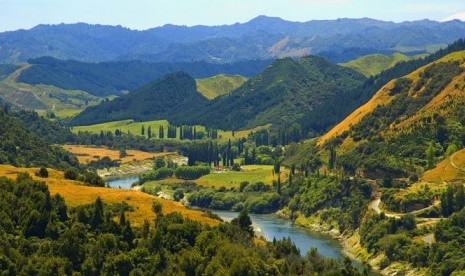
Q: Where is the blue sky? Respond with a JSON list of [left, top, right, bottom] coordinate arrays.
[[1, 0, 465, 32]]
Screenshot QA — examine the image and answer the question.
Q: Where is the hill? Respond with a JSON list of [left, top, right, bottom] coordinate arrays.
[[196, 74, 248, 99], [72, 72, 210, 125], [0, 64, 104, 117], [73, 56, 365, 131], [320, 50, 465, 178], [1, 17, 465, 63], [18, 57, 270, 97], [194, 55, 365, 130], [341, 53, 426, 77], [0, 106, 78, 169]]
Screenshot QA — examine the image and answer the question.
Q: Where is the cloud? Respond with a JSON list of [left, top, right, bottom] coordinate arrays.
[[442, 12, 465, 22]]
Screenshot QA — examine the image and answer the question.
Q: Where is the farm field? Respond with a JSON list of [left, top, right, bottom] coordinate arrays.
[[62, 144, 173, 164], [195, 165, 286, 189], [0, 164, 219, 226], [72, 119, 271, 141]]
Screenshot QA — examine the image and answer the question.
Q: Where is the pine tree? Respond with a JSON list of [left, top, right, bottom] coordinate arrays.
[[141, 125, 145, 136], [90, 197, 104, 230], [147, 126, 152, 139]]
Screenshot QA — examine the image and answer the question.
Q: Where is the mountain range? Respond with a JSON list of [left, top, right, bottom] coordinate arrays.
[[1, 16, 465, 63]]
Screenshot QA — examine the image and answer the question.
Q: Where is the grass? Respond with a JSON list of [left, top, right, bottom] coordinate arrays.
[[341, 53, 426, 77], [0, 64, 103, 118], [62, 145, 173, 164], [196, 74, 247, 100], [72, 118, 271, 142], [0, 164, 220, 227], [195, 165, 286, 189], [422, 147, 465, 184]]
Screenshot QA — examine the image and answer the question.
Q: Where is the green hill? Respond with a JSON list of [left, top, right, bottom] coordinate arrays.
[[340, 53, 425, 77], [321, 50, 465, 179], [0, 64, 103, 117], [73, 72, 210, 125], [196, 74, 247, 99], [194, 55, 365, 130], [0, 106, 78, 168], [18, 57, 269, 97]]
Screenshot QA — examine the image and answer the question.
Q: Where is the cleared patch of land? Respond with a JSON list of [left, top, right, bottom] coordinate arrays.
[[196, 74, 247, 99], [72, 118, 271, 141], [0, 164, 219, 227], [62, 145, 173, 164], [195, 165, 286, 189], [341, 53, 425, 77], [0, 65, 103, 117], [423, 148, 465, 184]]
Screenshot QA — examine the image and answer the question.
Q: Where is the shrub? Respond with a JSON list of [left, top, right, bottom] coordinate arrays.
[[64, 169, 78, 180], [175, 166, 210, 180], [36, 167, 49, 178]]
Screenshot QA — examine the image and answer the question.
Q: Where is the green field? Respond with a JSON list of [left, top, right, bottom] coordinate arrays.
[[196, 74, 248, 99], [341, 53, 426, 77], [0, 64, 104, 117], [72, 119, 271, 141], [141, 165, 284, 191], [195, 165, 281, 189]]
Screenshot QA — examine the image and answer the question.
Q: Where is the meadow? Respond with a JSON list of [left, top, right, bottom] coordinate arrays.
[[62, 145, 173, 164], [72, 118, 271, 141], [0, 164, 219, 226]]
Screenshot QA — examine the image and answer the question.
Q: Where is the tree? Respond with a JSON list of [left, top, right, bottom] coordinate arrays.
[[90, 197, 105, 230], [119, 148, 127, 159], [36, 167, 49, 178], [231, 208, 254, 238], [119, 210, 126, 227], [426, 144, 435, 169], [328, 147, 336, 170], [152, 200, 163, 216], [64, 169, 78, 180], [141, 125, 145, 136], [147, 126, 152, 139]]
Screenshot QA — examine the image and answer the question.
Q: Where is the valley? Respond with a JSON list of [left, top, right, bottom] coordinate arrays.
[[1, 10, 465, 275]]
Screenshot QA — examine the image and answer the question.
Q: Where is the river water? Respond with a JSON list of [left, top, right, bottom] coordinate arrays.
[[107, 176, 356, 263]]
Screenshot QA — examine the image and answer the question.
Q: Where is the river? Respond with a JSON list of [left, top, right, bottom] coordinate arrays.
[[107, 176, 357, 264], [106, 176, 139, 189]]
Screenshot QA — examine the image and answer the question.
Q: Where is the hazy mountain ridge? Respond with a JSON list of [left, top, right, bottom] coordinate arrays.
[[1, 16, 465, 63]]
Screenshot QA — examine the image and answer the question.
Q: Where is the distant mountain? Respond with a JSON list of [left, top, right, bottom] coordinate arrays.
[[73, 72, 209, 125], [18, 57, 270, 97], [73, 55, 365, 130], [1, 17, 465, 63]]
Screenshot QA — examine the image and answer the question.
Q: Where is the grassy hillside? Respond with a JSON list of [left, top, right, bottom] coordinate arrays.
[[341, 53, 426, 77], [321, 50, 465, 178], [196, 74, 247, 99], [0, 164, 219, 226], [72, 118, 270, 142], [0, 64, 103, 117]]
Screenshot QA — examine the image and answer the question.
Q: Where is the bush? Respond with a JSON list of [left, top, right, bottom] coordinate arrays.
[[173, 189, 184, 201], [175, 166, 210, 180], [139, 167, 174, 183], [36, 167, 49, 178], [64, 169, 78, 180]]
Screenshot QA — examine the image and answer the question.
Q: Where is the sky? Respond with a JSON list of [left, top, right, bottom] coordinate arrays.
[[0, 0, 465, 32]]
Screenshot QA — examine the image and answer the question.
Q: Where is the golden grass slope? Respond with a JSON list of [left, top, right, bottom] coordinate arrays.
[[422, 147, 465, 184], [319, 50, 465, 147], [196, 74, 247, 100], [0, 165, 219, 227], [62, 145, 173, 164]]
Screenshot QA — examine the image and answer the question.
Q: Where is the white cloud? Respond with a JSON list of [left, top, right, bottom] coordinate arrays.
[[442, 12, 465, 22]]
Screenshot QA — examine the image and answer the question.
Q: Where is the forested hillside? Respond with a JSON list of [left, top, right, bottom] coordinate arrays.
[[18, 57, 269, 97], [195, 55, 365, 130], [73, 72, 209, 125], [0, 105, 78, 169]]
